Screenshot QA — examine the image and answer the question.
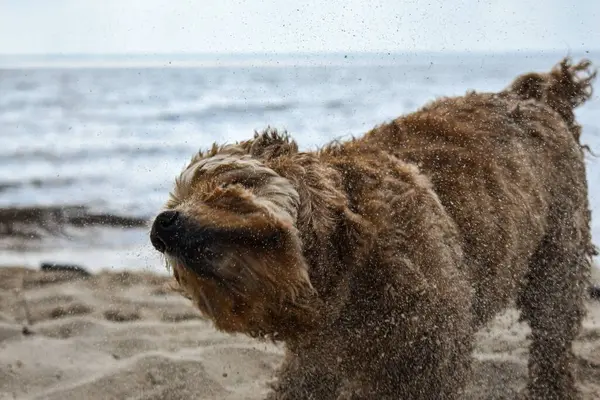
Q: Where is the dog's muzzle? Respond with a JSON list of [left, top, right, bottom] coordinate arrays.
[[150, 210, 181, 253]]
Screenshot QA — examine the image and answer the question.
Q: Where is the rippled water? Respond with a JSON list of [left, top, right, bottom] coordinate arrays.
[[1, 52, 599, 272]]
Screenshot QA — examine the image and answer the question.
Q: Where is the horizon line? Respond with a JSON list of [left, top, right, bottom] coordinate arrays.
[[2, 49, 598, 70], [1, 48, 599, 58]]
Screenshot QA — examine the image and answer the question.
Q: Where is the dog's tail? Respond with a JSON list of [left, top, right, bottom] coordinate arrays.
[[508, 58, 597, 142]]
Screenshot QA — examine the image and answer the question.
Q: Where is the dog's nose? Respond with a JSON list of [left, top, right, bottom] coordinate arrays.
[[154, 210, 179, 229], [150, 210, 180, 253]]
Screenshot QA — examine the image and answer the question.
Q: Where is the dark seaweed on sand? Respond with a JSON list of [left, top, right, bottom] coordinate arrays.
[[0, 205, 148, 239]]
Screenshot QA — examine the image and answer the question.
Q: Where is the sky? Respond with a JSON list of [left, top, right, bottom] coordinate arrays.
[[0, 0, 598, 55]]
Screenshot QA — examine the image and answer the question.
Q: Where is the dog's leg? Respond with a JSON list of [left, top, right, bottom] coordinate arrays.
[[518, 209, 589, 399], [266, 352, 340, 400], [332, 264, 474, 400], [333, 326, 474, 400]]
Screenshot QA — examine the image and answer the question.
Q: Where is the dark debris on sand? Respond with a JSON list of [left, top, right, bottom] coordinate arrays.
[[590, 285, 600, 301], [0, 205, 149, 239], [40, 262, 91, 277]]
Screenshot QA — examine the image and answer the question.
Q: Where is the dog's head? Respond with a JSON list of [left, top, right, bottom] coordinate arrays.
[[150, 131, 369, 339]]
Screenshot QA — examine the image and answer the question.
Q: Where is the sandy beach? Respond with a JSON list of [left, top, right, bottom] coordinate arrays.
[[0, 265, 598, 399]]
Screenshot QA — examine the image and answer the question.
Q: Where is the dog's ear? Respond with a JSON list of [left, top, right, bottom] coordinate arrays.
[[266, 152, 374, 264]]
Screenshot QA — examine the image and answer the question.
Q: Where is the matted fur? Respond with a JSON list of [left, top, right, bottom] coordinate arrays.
[[153, 58, 596, 399]]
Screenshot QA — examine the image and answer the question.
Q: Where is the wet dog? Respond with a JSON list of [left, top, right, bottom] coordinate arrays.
[[151, 59, 596, 399]]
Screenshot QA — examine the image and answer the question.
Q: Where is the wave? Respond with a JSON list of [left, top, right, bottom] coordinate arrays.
[[156, 99, 297, 122], [0, 177, 81, 193], [0, 143, 194, 163]]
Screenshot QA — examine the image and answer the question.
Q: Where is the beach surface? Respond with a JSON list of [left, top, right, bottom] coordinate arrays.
[[0, 266, 599, 400]]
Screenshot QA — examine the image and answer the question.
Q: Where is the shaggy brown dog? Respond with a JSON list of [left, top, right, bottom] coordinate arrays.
[[150, 59, 596, 399]]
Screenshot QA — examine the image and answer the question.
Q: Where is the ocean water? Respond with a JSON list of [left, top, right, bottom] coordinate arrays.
[[1, 52, 599, 273]]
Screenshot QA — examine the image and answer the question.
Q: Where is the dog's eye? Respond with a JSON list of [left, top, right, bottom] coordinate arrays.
[[220, 172, 267, 190], [220, 178, 258, 190], [219, 181, 241, 190]]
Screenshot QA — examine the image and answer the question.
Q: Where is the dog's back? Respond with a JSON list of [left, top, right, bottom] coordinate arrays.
[[361, 58, 595, 398], [362, 59, 594, 320]]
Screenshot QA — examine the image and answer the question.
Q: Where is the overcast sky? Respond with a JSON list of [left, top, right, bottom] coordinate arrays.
[[0, 0, 598, 54]]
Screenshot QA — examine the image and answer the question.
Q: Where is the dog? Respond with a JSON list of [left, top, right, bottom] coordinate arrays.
[[150, 58, 596, 399]]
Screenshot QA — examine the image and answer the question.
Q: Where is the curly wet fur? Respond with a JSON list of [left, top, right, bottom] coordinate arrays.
[[155, 58, 596, 399]]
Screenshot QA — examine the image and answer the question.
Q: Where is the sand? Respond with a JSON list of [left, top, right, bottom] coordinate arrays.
[[1, 266, 599, 400]]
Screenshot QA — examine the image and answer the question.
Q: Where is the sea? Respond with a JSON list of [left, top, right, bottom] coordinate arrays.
[[1, 51, 599, 273]]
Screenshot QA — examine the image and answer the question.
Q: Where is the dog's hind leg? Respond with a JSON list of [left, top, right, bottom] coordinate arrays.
[[517, 204, 591, 399]]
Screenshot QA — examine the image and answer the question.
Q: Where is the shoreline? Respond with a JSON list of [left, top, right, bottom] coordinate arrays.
[[1, 204, 599, 275], [0, 205, 165, 274]]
